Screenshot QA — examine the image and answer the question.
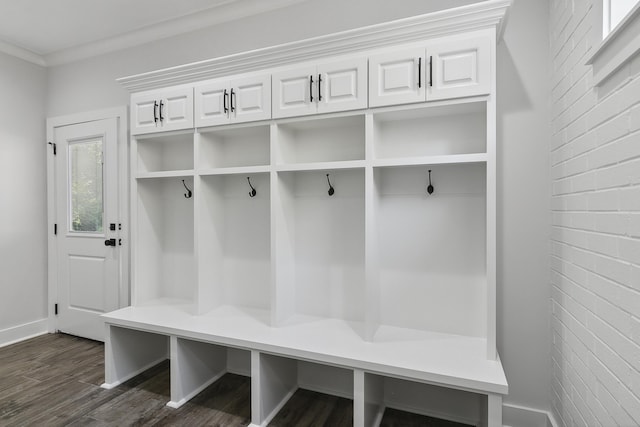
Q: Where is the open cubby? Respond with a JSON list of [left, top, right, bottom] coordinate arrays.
[[373, 163, 487, 337], [198, 173, 271, 315], [135, 177, 195, 307], [136, 131, 194, 173], [276, 115, 365, 164], [275, 169, 365, 323], [170, 338, 251, 410], [198, 125, 270, 169], [256, 353, 354, 426], [364, 372, 481, 427], [373, 102, 486, 159]]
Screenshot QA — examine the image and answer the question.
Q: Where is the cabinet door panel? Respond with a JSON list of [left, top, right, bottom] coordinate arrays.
[[231, 74, 271, 124], [195, 80, 229, 127], [131, 92, 160, 135], [272, 66, 316, 119], [317, 57, 367, 114], [161, 88, 194, 132], [427, 36, 491, 100], [369, 48, 425, 108]]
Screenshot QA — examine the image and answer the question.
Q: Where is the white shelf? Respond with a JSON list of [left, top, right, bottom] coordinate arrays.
[[373, 153, 488, 168], [103, 303, 507, 395], [275, 160, 366, 172], [136, 170, 195, 179], [198, 165, 271, 176]]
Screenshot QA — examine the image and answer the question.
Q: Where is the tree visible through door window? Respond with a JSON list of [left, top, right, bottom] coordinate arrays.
[[69, 138, 103, 232]]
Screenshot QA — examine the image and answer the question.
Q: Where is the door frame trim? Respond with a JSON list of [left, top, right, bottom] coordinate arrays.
[[46, 107, 129, 335]]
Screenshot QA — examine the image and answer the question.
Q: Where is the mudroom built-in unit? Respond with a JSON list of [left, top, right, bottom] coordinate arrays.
[[103, 1, 511, 426]]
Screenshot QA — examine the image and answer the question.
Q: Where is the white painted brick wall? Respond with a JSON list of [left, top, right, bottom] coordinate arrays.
[[550, 0, 640, 426]]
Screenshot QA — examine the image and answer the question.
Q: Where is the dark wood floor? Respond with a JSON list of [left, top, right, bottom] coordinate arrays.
[[0, 333, 470, 426]]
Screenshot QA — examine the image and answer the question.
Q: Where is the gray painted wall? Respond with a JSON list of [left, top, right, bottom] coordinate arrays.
[[0, 52, 47, 337]]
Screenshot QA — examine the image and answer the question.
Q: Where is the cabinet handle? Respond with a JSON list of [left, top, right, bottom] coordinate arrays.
[[309, 75, 314, 102], [429, 56, 433, 87], [159, 100, 164, 122], [318, 73, 323, 102], [153, 101, 158, 123], [223, 89, 229, 115], [230, 88, 235, 113], [418, 57, 422, 89]]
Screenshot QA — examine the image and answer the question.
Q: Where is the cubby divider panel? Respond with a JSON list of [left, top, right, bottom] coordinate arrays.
[[373, 102, 486, 159], [276, 115, 365, 164], [275, 168, 366, 323], [136, 131, 194, 173], [198, 125, 270, 169], [135, 176, 195, 306], [198, 173, 271, 315], [374, 163, 487, 337]]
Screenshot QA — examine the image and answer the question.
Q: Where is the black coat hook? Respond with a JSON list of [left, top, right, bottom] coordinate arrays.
[[427, 170, 434, 195], [182, 179, 193, 199], [326, 174, 335, 196], [247, 177, 257, 198]]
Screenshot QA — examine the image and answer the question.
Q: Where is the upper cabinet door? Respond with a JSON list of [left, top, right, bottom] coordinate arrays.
[[272, 65, 316, 119], [160, 88, 194, 132], [317, 58, 367, 114], [427, 35, 491, 101], [369, 48, 425, 108], [230, 74, 271, 124], [131, 87, 194, 135], [195, 80, 230, 128], [131, 92, 159, 135]]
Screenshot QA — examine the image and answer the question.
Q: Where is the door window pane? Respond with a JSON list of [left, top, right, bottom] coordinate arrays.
[[69, 138, 103, 232]]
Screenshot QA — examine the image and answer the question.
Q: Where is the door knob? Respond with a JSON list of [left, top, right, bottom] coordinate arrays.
[[104, 238, 116, 246]]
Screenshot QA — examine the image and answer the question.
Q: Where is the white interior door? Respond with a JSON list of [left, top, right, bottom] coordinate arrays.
[[53, 118, 120, 341]]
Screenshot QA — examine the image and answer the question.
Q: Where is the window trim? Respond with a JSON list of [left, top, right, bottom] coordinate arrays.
[[586, 1, 640, 86]]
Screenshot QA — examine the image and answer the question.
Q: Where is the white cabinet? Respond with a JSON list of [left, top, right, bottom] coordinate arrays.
[[195, 74, 271, 127], [369, 34, 491, 107], [131, 87, 194, 135], [110, 5, 510, 425], [272, 58, 367, 118]]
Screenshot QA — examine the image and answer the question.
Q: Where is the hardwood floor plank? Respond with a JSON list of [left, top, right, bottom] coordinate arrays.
[[268, 389, 353, 427]]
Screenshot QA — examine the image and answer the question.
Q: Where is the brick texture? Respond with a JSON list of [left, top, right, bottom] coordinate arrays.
[[550, 1, 640, 426]]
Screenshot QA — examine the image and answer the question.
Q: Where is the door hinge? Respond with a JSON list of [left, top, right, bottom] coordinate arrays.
[[54, 303, 58, 315], [48, 141, 57, 155], [54, 224, 57, 235]]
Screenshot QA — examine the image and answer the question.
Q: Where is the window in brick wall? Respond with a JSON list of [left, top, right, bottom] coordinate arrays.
[[587, 0, 640, 85], [602, 0, 640, 37]]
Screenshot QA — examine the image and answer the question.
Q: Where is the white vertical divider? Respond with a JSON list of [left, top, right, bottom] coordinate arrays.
[[168, 336, 227, 408], [129, 136, 140, 306], [354, 369, 384, 427], [486, 28, 497, 361], [251, 351, 297, 427], [195, 130, 224, 315], [364, 113, 380, 341], [271, 123, 295, 326]]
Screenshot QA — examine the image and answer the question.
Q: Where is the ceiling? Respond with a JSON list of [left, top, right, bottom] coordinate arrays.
[[0, 0, 306, 66]]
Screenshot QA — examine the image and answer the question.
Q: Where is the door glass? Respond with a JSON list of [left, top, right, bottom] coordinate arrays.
[[69, 138, 104, 233]]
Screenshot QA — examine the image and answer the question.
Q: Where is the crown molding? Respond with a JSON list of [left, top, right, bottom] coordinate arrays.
[[117, 0, 511, 93], [0, 40, 46, 67]]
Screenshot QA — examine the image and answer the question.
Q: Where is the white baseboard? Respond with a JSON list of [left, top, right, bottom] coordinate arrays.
[[0, 319, 48, 348], [503, 402, 559, 427]]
